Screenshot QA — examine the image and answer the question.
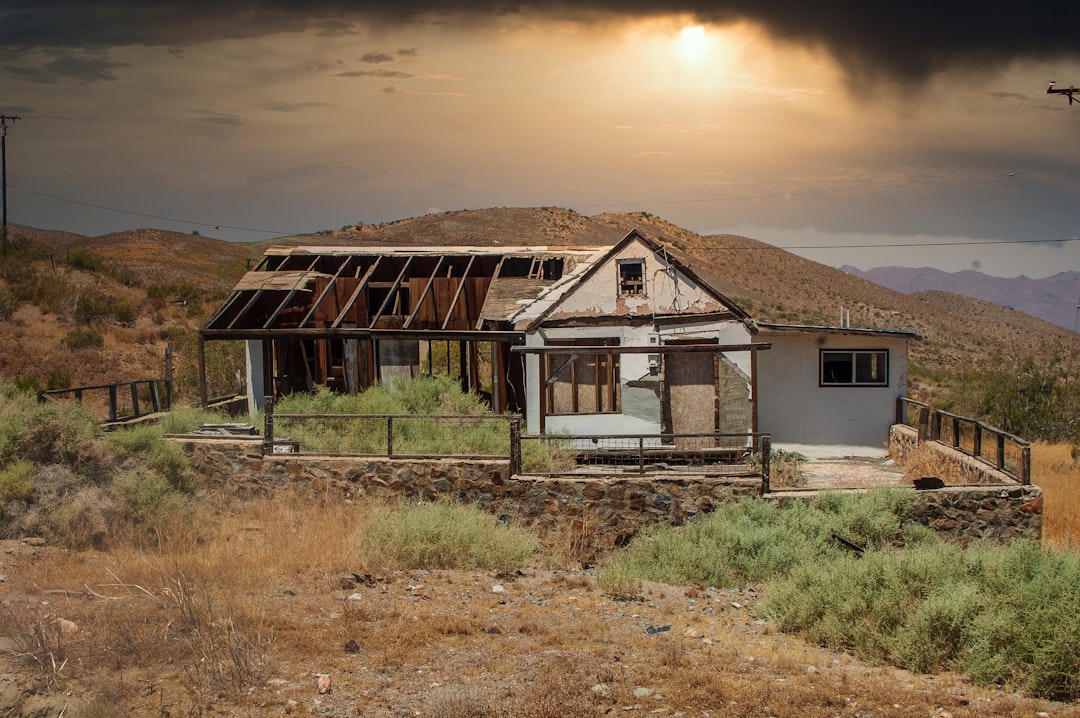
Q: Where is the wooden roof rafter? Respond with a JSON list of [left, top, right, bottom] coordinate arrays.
[[258, 257, 322, 330], [369, 256, 414, 327], [296, 255, 355, 329], [404, 256, 445, 330], [330, 257, 382, 329], [441, 255, 475, 330]]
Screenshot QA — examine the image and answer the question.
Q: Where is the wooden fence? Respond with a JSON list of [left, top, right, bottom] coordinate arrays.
[[896, 397, 1030, 484]]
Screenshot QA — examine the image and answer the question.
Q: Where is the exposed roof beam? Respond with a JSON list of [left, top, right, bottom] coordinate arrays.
[[441, 255, 474, 330], [260, 257, 322, 330], [404, 256, 444, 330], [331, 256, 382, 329], [297, 255, 354, 329], [369, 256, 413, 327]]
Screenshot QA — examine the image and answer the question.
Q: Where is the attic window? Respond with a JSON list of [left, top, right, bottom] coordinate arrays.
[[820, 350, 889, 387], [618, 259, 645, 296]]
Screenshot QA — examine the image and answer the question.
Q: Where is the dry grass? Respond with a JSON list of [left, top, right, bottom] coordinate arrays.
[[1032, 441, 1080, 548], [898, 443, 971, 485], [0, 493, 1070, 716]]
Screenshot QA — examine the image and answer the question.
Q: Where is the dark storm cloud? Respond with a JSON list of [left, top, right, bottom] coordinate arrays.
[[2, 2, 1079, 87], [4, 54, 128, 83], [360, 51, 395, 63], [335, 69, 414, 78]]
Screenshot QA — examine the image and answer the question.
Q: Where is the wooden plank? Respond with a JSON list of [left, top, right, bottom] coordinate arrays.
[[331, 257, 381, 329], [404, 256, 444, 329], [441, 255, 474, 329], [299, 256, 354, 328], [369, 257, 413, 328]]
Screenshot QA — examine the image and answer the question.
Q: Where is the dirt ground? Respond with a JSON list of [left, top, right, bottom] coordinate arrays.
[[0, 537, 1073, 718]]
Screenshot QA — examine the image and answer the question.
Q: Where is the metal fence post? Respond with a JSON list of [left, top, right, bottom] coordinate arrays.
[[263, 395, 274, 456], [509, 417, 521, 475], [1020, 445, 1031, 485], [387, 416, 394, 457], [760, 435, 771, 495], [638, 437, 645, 473]]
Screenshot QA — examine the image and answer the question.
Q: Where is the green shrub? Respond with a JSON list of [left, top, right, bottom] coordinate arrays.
[[107, 424, 195, 492], [360, 499, 536, 572], [65, 249, 105, 272], [0, 461, 35, 509], [0, 290, 17, 320], [62, 327, 104, 350]]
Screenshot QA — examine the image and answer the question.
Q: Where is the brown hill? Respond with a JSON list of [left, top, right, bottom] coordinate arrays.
[[2, 210, 1077, 399]]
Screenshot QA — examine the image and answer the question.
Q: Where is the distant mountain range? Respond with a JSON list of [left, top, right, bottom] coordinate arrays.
[[841, 266, 1080, 333]]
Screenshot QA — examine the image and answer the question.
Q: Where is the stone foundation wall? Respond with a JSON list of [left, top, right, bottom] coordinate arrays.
[[175, 438, 761, 544], [177, 436, 1041, 545]]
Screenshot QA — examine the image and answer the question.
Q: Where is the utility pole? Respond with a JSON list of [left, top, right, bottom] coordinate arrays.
[[1, 114, 20, 257]]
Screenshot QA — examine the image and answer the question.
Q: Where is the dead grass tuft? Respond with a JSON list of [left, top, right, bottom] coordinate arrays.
[[1032, 441, 1080, 548], [898, 443, 969, 485]]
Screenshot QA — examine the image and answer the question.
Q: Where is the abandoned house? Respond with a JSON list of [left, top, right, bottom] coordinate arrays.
[[199, 229, 914, 453]]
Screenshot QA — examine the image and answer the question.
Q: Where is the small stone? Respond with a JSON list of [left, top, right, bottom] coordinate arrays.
[[344, 639, 360, 653], [315, 673, 332, 694], [633, 687, 653, 698], [591, 683, 611, 696], [347, 593, 364, 601], [492, 584, 507, 593], [22, 537, 45, 547], [731, 602, 742, 609]]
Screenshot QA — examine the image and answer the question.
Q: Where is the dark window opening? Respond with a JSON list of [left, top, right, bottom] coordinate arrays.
[[820, 350, 888, 387], [618, 259, 645, 296]]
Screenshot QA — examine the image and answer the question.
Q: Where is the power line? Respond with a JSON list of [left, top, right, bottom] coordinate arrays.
[[759, 236, 1080, 251], [8, 181, 1080, 252], [9, 183, 306, 237]]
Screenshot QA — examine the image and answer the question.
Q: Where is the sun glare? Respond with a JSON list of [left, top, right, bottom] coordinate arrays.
[[678, 24, 710, 64]]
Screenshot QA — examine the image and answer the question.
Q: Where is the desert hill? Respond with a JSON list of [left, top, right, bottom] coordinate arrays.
[[1, 209, 1077, 403], [843, 265, 1080, 332]]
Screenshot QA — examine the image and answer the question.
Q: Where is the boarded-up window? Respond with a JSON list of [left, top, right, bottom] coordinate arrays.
[[820, 350, 888, 386], [546, 339, 620, 414]]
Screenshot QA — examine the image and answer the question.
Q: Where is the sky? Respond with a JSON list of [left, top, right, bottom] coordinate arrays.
[[1, 1, 1080, 279]]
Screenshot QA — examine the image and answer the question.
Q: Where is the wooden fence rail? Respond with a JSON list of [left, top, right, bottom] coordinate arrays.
[[896, 397, 1030, 484], [38, 377, 173, 425]]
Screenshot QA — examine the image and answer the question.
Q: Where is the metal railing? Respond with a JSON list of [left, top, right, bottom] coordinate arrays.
[[518, 431, 771, 481], [38, 378, 173, 425], [262, 396, 520, 462], [896, 397, 1030, 484]]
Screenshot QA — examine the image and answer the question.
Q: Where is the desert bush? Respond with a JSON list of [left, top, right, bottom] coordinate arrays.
[[0, 460, 35, 510], [160, 405, 239, 434], [273, 379, 513, 456], [766, 535, 1080, 701], [107, 424, 195, 492], [62, 327, 104, 350], [599, 489, 912, 592], [360, 499, 537, 572], [65, 248, 105, 272], [0, 289, 17, 320]]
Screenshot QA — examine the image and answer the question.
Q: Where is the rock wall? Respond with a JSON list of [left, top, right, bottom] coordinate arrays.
[[176, 437, 761, 544], [177, 436, 1041, 545], [889, 424, 1042, 542]]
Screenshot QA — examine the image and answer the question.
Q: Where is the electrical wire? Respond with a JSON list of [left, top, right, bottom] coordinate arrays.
[[8, 183, 306, 236]]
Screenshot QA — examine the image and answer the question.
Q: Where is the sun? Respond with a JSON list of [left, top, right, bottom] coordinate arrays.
[[677, 24, 710, 64]]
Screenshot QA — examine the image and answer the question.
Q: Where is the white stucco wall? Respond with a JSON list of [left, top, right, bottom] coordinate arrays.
[[755, 330, 909, 452]]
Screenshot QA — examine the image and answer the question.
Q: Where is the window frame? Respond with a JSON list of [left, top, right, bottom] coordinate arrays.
[[545, 338, 621, 416], [819, 349, 889, 387], [617, 258, 646, 297]]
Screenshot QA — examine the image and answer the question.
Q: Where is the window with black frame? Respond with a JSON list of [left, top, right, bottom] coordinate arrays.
[[820, 349, 888, 386]]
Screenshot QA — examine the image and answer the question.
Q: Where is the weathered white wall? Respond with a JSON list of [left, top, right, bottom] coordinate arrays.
[[547, 240, 725, 320], [755, 330, 908, 451]]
